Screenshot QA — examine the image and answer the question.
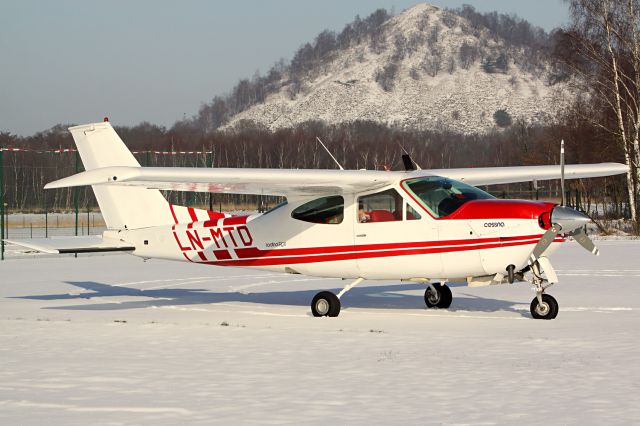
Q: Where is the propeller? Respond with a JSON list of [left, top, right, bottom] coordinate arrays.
[[528, 141, 600, 265], [528, 205, 596, 264]]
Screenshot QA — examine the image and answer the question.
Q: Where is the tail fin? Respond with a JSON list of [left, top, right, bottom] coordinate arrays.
[[69, 122, 173, 230]]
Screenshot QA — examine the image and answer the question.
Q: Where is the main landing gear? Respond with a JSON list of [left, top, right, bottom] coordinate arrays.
[[424, 283, 452, 309], [311, 278, 364, 317], [310, 278, 455, 317]]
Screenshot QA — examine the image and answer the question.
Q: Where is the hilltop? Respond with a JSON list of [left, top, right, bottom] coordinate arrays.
[[200, 4, 572, 134]]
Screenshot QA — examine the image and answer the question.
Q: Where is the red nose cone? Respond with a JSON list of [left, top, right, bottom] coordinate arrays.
[[446, 199, 556, 222]]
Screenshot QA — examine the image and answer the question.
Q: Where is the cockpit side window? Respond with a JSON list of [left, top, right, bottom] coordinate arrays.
[[405, 202, 421, 220], [291, 196, 344, 224], [401, 176, 494, 218]]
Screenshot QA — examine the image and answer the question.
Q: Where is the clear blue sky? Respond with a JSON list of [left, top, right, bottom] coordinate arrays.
[[0, 0, 569, 136]]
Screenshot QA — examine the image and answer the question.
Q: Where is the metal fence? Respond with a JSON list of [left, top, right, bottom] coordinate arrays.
[[1, 147, 632, 260], [0, 147, 213, 260]]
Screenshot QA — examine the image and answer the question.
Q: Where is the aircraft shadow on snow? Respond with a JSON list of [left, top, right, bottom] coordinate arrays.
[[14, 280, 529, 316]]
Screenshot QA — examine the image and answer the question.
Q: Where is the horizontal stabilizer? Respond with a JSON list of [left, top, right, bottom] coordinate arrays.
[[5, 236, 135, 254]]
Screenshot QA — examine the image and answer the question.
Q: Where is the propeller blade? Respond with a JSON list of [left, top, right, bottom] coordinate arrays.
[[560, 140, 566, 206], [529, 224, 562, 265], [569, 227, 600, 256]]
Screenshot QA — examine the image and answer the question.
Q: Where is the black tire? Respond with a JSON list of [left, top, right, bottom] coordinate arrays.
[[311, 291, 341, 317], [530, 294, 559, 320], [424, 284, 453, 309]]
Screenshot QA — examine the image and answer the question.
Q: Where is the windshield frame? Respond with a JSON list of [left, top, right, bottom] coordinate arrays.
[[399, 176, 495, 219]]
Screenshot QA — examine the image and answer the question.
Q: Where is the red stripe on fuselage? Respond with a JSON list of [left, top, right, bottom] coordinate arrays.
[[232, 234, 548, 259], [169, 204, 179, 224], [188, 207, 198, 222], [204, 235, 564, 267], [208, 210, 226, 220], [222, 216, 248, 226], [197, 251, 208, 261]]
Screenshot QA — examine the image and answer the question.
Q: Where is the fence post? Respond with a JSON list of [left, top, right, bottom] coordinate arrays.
[[74, 151, 79, 257], [44, 192, 48, 238], [208, 150, 214, 211], [1, 148, 4, 261], [75, 151, 79, 236]]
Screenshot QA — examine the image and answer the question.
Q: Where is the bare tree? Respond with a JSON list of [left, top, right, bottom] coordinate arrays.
[[559, 0, 640, 225], [458, 41, 479, 69], [374, 62, 399, 91]]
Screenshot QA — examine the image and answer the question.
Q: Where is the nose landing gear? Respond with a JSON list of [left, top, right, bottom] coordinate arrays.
[[528, 261, 559, 320], [530, 293, 559, 320]]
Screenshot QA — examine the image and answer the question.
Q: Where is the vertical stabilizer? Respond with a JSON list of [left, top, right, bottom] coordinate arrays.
[[68, 122, 173, 230]]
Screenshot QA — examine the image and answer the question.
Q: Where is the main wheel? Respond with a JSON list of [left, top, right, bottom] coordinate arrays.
[[424, 284, 452, 309], [311, 291, 341, 317], [530, 294, 559, 320]]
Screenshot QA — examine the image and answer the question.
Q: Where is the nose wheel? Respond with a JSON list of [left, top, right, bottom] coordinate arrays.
[[530, 293, 559, 320], [528, 261, 559, 320], [424, 284, 452, 309]]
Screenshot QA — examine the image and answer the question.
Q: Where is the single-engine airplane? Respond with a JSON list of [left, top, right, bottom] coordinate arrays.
[[6, 121, 629, 319]]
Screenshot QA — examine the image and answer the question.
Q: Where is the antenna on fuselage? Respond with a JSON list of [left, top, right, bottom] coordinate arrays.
[[316, 137, 344, 170], [560, 140, 566, 206], [397, 143, 422, 171]]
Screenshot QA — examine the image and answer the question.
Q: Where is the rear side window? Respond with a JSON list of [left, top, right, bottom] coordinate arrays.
[[358, 189, 403, 223], [291, 196, 344, 224]]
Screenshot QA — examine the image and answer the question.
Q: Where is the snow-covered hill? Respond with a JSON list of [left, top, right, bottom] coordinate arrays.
[[224, 4, 571, 134]]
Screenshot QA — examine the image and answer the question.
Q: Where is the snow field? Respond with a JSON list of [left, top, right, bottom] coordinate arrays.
[[0, 240, 639, 424]]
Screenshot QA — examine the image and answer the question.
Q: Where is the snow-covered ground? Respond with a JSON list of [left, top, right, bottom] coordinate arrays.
[[1, 240, 639, 424]]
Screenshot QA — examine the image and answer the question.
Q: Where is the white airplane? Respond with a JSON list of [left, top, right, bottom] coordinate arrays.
[[7, 121, 628, 319]]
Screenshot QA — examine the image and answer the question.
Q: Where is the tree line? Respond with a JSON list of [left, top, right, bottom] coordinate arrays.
[[0, 104, 630, 219]]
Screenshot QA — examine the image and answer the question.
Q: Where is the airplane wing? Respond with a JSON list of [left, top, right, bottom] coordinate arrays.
[[5, 236, 135, 254], [44, 166, 398, 197], [429, 163, 628, 186], [44, 163, 628, 197]]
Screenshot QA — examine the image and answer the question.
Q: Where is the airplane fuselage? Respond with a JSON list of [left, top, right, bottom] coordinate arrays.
[[118, 183, 562, 283]]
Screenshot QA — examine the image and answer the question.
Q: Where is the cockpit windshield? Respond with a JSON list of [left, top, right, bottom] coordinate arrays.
[[401, 176, 494, 218]]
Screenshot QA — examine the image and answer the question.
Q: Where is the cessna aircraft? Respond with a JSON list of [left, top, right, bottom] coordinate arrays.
[[7, 121, 628, 319]]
